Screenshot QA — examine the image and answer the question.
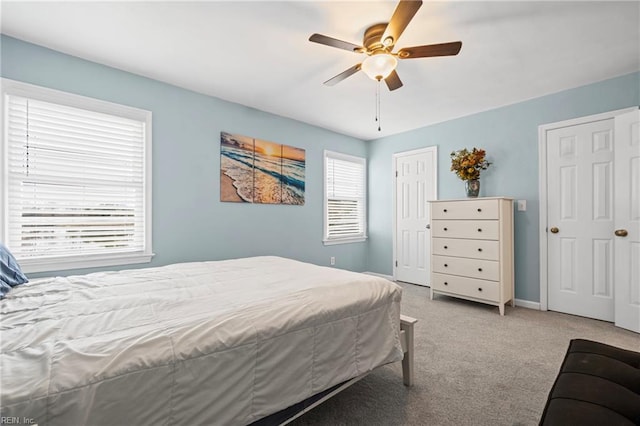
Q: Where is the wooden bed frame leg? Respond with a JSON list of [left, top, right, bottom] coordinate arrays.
[[400, 315, 417, 386]]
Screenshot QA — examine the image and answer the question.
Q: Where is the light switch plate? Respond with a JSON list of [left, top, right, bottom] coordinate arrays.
[[517, 200, 527, 211]]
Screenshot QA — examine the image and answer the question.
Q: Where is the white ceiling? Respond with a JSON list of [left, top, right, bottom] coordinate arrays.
[[1, 1, 639, 140]]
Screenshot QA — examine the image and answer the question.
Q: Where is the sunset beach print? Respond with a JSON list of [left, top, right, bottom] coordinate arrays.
[[220, 132, 305, 205]]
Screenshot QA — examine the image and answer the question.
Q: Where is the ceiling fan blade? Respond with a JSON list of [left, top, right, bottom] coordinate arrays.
[[397, 41, 463, 59], [385, 70, 403, 91], [381, 0, 423, 48], [309, 33, 364, 53], [323, 64, 362, 86]]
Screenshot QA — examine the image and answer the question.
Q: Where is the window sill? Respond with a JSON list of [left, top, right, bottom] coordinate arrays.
[[323, 237, 367, 246], [19, 252, 155, 274]]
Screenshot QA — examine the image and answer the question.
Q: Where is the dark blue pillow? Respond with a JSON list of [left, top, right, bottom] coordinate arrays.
[[0, 243, 28, 288], [0, 280, 12, 298]]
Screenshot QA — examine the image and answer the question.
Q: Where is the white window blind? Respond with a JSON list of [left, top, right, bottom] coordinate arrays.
[[324, 151, 367, 243], [2, 80, 153, 272]]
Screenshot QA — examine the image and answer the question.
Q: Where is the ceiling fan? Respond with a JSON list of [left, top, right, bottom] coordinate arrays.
[[309, 0, 462, 91]]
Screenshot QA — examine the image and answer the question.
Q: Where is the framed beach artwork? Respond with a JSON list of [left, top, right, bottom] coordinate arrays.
[[220, 132, 305, 205]]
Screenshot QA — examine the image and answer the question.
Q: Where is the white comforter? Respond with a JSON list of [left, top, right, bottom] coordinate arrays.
[[0, 256, 403, 425]]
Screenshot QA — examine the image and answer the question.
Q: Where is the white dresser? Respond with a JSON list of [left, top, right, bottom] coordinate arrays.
[[429, 197, 514, 315]]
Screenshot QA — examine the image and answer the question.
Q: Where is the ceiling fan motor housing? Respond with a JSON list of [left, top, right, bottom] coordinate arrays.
[[363, 23, 391, 53]]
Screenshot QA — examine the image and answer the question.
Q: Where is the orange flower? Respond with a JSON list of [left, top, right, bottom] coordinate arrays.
[[450, 147, 491, 181]]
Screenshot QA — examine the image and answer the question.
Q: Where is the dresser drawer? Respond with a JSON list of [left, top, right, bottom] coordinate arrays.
[[431, 273, 499, 302], [432, 238, 500, 260], [432, 255, 499, 281], [431, 199, 499, 220], [431, 220, 499, 240]]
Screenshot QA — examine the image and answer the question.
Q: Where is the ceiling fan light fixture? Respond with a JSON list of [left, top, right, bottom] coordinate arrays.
[[361, 53, 398, 81]]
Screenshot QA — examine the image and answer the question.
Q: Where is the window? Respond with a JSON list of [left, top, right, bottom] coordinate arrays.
[[324, 150, 367, 244], [1, 79, 153, 273]]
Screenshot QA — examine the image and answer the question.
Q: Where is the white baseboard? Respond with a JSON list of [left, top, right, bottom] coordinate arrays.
[[362, 271, 394, 281], [514, 299, 541, 310]]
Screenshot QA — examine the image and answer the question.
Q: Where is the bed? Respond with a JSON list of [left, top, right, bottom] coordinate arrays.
[[0, 256, 415, 425]]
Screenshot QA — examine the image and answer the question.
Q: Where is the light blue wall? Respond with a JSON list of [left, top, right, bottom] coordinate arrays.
[[1, 35, 369, 276], [366, 71, 640, 302]]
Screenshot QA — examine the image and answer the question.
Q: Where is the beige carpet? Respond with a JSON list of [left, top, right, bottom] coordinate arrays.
[[290, 282, 640, 426]]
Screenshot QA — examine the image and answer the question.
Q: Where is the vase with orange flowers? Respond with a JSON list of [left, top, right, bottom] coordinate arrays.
[[450, 147, 491, 197]]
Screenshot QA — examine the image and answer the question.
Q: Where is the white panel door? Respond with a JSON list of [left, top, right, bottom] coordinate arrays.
[[547, 119, 615, 321], [614, 109, 640, 333], [395, 148, 437, 285]]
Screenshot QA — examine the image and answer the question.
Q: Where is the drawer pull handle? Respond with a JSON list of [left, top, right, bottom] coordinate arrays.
[[477, 228, 482, 232], [478, 288, 483, 292], [444, 264, 448, 267], [444, 246, 448, 249], [444, 227, 448, 231], [444, 282, 448, 286], [443, 209, 448, 213], [478, 268, 483, 272], [478, 248, 483, 252], [477, 208, 482, 212]]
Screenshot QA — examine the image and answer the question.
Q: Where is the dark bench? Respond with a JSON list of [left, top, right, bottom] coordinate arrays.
[[539, 339, 640, 425]]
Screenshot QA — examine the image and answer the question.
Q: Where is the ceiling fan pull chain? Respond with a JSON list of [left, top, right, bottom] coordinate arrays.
[[375, 81, 379, 124], [377, 80, 382, 131]]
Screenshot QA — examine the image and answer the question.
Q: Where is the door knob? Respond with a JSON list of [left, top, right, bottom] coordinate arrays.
[[550, 227, 559, 234], [615, 229, 628, 237]]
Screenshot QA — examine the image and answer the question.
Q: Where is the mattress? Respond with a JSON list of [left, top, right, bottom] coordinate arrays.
[[0, 256, 403, 425]]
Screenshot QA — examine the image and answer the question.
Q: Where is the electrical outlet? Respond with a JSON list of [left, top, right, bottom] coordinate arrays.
[[330, 256, 336, 266], [517, 200, 527, 211]]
